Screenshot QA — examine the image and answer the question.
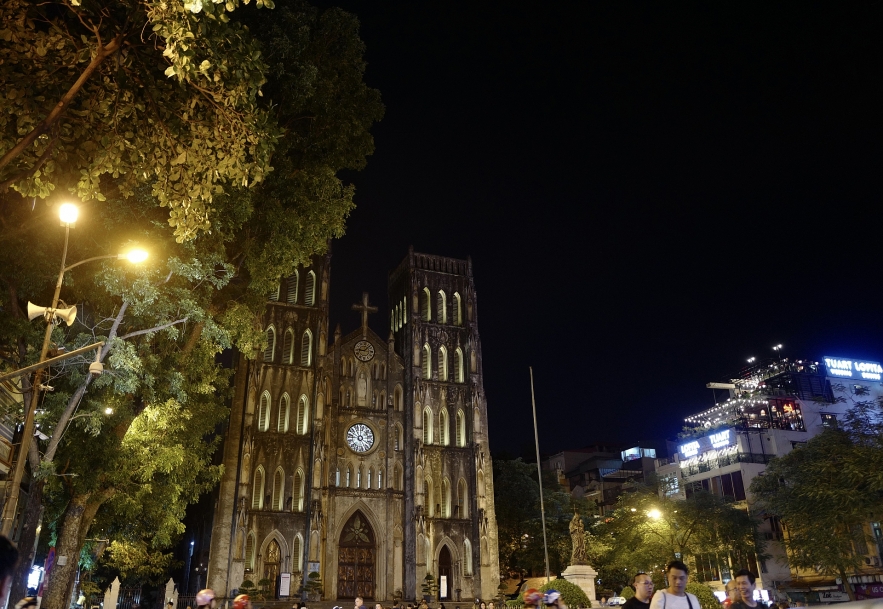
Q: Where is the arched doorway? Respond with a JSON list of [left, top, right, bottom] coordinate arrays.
[[338, 511, 375, 599], [264, 539, 281, 597], [438, 545, 452, 600]]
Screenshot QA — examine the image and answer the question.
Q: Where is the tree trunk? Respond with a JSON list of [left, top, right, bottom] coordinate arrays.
[[838, 566, 856, 601], [40, 489, 113, 609], [8, 479, 45, 604]]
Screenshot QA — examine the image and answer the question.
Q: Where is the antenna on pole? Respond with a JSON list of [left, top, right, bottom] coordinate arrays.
[[530, 366, 551, 583]]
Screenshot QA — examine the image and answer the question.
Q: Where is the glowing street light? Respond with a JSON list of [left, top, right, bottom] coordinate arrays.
[[747, 357, 756, 364], [647, 508, 662, 519], [0, 202, 148, 536]]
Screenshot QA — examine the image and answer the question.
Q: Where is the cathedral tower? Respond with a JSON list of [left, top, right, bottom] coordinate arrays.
[[388, 249, 500, 602]]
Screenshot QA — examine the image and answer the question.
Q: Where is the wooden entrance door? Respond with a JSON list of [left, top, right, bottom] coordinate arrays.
[[337, 512, 375, 599], [438, 545, 452, 600], [264, 539, 281, 598]]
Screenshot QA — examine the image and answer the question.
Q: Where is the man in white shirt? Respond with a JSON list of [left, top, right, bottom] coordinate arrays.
[[649, 561, 699, 609]]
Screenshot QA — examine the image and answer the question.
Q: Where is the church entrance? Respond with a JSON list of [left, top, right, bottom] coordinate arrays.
[[337, 512, 375, 599], [438, 545, 453, 600], [264, 539, 281, 598]]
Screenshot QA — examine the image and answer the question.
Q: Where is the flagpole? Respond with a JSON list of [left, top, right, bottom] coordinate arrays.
[[530, 366, 551, 583]]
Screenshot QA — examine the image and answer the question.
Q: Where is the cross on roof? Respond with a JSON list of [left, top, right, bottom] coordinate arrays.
[[352, 292, 378, 337]]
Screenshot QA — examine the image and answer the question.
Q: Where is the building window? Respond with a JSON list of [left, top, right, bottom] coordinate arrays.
[[463, 539, 472, 575], [268, 282, 280, 301], [252, 466, 265, 509], [263, 326, 276, 362], [453, 292, 462, 326], [394, 385, 403, 411], [294, 469, 305, 512], [456, 410, 466, 447], [292, 536, 302, 572], [438, 346, 448, 381], [685, 471, 746, 501], [335, 467, 340, 487], [458, 478, 468, 518], [437, 290, 447, 324], [305, 270, 316, 306], [281, 328, 294, 364], [455, 348, 464, 383], [422, 287, 431, 321], [423, 407, 433, 445], [301, 330, 312, 366], [258, 392, 271, 432], [277, 393, 290, 432], [286, 272, 299, 304], [367, 468, 373, 489], [378, 468, 383, 489], [346, 466, 352, 488], [439, 408, 449, 446], [821, 412, 838, 428], [394, 423, 403, 451], [272, 468, 284, 510], [422, 344, 432, 379], [297, 395, 309, 435]]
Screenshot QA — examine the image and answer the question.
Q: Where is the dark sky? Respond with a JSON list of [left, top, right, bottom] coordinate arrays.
[[312, 1, 883, 457]]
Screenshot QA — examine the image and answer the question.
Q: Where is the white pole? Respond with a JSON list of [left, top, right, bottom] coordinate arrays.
[[530, 367, 551, 583]]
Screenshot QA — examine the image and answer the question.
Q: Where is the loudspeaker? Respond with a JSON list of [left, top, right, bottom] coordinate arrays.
[[26, 302, 77, 326]]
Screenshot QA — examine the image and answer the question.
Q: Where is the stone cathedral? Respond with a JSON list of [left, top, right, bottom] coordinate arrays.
[[206, 249, 500, 602]]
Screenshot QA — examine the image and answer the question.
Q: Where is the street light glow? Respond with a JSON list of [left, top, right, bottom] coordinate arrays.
[[104, 407, 113, 415], [59, 203, 79, 225], [648, 508, 661, 519], [122, 249, 149, 263]]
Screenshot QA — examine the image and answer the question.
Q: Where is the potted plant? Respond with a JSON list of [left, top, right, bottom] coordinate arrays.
[[300, 571, 324, 602], [422, 573, 439, 602]]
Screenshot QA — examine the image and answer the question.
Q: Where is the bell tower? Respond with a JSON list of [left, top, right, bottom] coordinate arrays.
[[388, 248, 500, 601]]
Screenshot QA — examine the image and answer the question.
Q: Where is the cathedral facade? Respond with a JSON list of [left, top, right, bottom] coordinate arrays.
[[206, 249, 500, 602]]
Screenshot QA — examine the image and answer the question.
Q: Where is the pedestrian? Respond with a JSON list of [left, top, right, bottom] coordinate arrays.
[[730, 570, 758, 609], [355, 597, 364, 609], [197, 589, 218, 609], [649, 560, 700, 609], [487, 602, 494, 609], [601, 598, 608, 607], [545, 589, 569, 609], [376, 604, 384, 609], [723, 581, 738, 609], [233, 595, 252, 609], [623, 573, 655, 609], [524, 589, 544, 609]]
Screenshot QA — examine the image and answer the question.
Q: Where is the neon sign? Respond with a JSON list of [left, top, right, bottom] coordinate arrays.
[[678, 428, 735, 461], [823, 357, 883, 381]]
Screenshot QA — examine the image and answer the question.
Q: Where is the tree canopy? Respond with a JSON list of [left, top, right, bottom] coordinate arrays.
[[750, 411, 883, 600], [0, 0, 382, 602]]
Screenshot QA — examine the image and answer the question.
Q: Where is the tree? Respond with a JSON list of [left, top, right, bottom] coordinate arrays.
[[590, 485, 763, 594], [492, 458, 591, 579], [685, 582, 719, 609], [0, 2, 382, 602], [0, 0, 283, 241], [750, 427, 883, 600]]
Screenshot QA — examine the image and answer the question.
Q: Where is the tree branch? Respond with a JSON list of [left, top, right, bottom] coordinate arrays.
[[118, 317, 188, 341], [0, 33, 123, 174]]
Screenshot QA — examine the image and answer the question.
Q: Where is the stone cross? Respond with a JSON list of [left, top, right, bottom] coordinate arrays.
[[352, 292, 378, 337]]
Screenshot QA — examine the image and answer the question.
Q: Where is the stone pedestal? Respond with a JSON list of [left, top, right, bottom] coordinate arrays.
[[104, 577, 121, 609], [561, 564, 597, 606]]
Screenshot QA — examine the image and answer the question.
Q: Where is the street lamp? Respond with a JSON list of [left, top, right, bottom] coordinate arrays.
[[647, 508, 662, 519], [0, 203, 147, 536]]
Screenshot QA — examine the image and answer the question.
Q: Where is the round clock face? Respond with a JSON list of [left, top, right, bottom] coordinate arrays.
[[346, 423, 375, 453], [354, 340, 375, 362]]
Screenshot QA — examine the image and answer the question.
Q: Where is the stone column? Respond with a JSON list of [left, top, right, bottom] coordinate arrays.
[[104, 577, 121, 609], [561, 565, 597, 606]]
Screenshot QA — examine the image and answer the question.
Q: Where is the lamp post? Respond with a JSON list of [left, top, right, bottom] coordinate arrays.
[[0, 203, 147, 537]]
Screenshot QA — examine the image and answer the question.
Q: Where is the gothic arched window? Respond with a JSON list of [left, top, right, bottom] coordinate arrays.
[[277, 393, 290, 432], [456, 409, 466, 447], [294, 469, 305, 512], [437, 290, 447, 323], [438, 345, 448, 381], [422, 287, 432, 321], [453, 292, 462, 326], [252, 466, 265, 509], [439, 408, 449, 446], [422, 344, 431, 380], [423, 407, 433, 445], [305, 270, 317, 306], [282, 328, 295, 364], [455, 348, 465, 383], [297, 395, 309, 435], [263, 326, 276, 362], [287, 272, 299, 304], [258, 392, 271, 432], [301, 330, 312, 366], [272, 468, 284, 510]]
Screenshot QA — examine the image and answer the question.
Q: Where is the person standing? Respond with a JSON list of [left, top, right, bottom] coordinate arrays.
[[355, 597, 364, 609], [623, 573, 655, 609], [649, 561, 699, 609], [730, 570, 758, 609], [722, 580, 738, 609]]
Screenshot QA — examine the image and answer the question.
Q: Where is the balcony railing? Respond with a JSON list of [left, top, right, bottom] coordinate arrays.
[[682, 451, 774, 476]]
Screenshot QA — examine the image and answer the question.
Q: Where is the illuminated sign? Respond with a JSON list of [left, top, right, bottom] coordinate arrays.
[[678, 428, 735, 461], [823, 356, 883, 381]]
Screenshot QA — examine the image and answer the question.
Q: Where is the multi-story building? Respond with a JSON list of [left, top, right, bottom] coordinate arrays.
[[543, 445, 658, 516], [656, 355, 883, 603]]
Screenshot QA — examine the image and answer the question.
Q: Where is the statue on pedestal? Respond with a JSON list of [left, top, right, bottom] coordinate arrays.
[[569, 512, 588, 565]]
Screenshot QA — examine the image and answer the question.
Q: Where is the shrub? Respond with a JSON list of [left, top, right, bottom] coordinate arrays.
[[541, 579, 591, 608], [685, 582, 719, 609], [621, 587, 634, 600]]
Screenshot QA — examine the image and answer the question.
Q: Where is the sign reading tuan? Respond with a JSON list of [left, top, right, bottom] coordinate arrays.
[[678, 428, 735, 461], [824, 356, 883, 381]]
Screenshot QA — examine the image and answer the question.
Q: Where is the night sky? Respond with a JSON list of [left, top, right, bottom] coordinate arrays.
[[311, 1, 883, 457]]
